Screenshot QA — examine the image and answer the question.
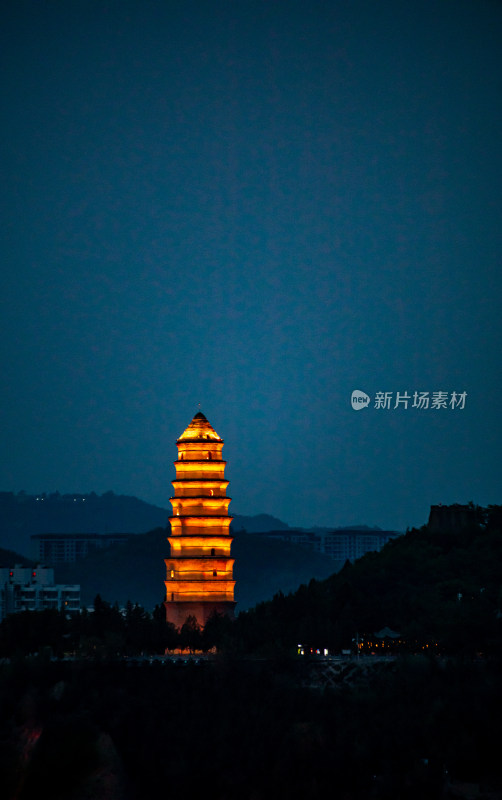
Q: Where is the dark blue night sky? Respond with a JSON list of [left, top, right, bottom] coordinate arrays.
[[1, 0, 501, 531]]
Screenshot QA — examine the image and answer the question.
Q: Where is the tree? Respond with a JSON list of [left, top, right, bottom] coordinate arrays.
[[179, 615, 202, 652], [201, 610, 234, 651]]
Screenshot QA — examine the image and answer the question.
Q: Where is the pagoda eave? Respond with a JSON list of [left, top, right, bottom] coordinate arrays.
[[169, 496, 231, 502], [174, 460, 227, 465], [165, 556, 235, 563], [168, 515, 233, 522], [168, 535, 233, 545], [176, 438, 224, 445], [172, 479, 229, 484], [166, 580, 235, 588]]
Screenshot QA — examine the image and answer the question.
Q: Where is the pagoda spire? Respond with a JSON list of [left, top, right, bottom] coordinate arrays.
[[164, 412, 236, 629]]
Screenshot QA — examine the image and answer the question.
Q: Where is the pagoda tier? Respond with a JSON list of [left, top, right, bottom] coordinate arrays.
[[170, 497, 231, 515], [172, 479, 229, 498], [164, 411, 236, 629], [174, 461, 227, 480], [169, 517, 232, 537]]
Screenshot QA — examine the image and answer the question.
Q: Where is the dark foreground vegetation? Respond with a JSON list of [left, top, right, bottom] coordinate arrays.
[[1, 655, 501, 800]]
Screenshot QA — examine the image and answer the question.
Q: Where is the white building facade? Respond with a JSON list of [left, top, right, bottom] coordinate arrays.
[[0, 565, 80, 621]]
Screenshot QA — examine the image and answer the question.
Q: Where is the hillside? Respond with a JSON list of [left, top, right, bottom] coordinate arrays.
[[55, 527, 335, 611], [0, 491, 168, 555], [0, 491, 295, 557], [232, 513, 289, 532], [0, 546, 34, 568], [232, 506, 502, 654]]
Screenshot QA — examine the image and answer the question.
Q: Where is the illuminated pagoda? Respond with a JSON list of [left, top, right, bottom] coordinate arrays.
[[164, 411, 236, 629]]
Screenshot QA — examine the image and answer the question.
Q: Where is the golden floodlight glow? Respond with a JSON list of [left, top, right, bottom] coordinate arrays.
[[164, 411, 236, 629], [177, 414, 223, 442]]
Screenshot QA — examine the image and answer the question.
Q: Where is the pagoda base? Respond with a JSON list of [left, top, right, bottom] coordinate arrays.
[[164, 600, 236, 630]]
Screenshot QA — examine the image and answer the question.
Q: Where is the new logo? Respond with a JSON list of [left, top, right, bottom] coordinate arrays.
[[351, 390, 370, 410]]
